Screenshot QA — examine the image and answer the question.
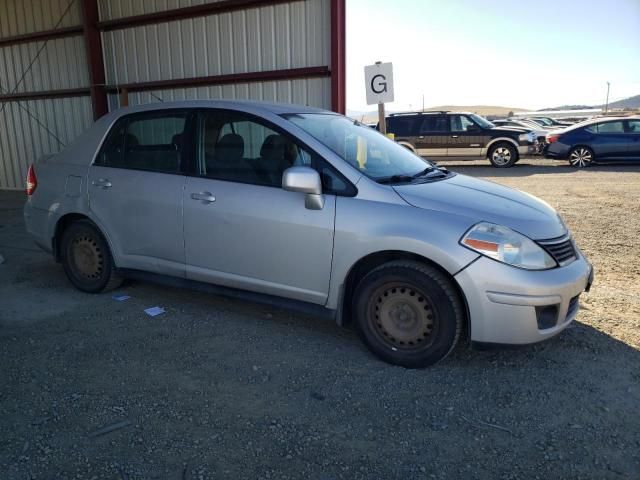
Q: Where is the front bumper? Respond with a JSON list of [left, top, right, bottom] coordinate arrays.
[[517, 143, 537, 156], [455, 253, 593, 344]]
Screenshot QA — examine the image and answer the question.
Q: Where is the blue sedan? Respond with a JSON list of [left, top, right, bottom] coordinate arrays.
[[545, 117, 640, 167]]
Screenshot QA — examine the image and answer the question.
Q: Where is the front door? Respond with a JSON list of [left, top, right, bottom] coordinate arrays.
[[447, 114, 483, 157], [591, 120, 629, 159], [625, 119, 640, 158], [182, 110, 335, 305], [88, 110, 190, 277]]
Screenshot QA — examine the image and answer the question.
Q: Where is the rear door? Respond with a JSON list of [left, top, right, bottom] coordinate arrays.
[[590, 120, 628, 159], [88, 110, 190, 277], [625, 119, 640, 158], [415, 114, 448, 157], [447, 114, 483, 157]]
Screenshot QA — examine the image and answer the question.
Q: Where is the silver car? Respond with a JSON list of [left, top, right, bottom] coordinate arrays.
[[23, 100, 593, 368]]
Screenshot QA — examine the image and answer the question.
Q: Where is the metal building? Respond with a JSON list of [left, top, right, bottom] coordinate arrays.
[[0, 0, 346, 190]]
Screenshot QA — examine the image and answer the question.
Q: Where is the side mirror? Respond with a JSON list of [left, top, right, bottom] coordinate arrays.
[[466, 124, 481, 132], [282, 166, 325, 210]]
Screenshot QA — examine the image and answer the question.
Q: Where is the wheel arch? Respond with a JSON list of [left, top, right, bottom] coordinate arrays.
[[338, 250, 470, 340], [53, 213, 112, 263], [485, 137, 519, 156], [396, 141, 417, 153]]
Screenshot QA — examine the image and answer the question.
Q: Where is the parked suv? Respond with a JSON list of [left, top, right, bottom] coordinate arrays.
[[386, 111, 536, 167], [24, 101, 592, 368]]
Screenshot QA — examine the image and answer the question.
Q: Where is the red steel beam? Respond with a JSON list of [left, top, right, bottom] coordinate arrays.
[[0, 25, 83, 48], [104, 66, 331, 93], [0, 88, 91, 102], [80, 0, 109, 119], [97, 0, 303, 31], [330, 0, 346, 114]]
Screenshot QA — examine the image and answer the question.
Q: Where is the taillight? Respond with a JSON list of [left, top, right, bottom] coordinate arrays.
[[26, 164, 37, 196], [546, 134, 560, 144]]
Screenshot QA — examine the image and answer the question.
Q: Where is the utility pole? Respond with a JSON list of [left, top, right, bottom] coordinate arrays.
[[604, 81, 610, 115]]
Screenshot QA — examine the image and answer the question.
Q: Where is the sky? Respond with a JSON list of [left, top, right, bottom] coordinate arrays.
[[346, 0, 640, 112]]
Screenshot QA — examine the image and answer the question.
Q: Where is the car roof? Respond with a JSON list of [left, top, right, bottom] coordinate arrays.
[[110, 99, 332, 117]]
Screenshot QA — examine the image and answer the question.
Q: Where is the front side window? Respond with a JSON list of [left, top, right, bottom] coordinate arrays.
[[450, 115, 477, 132], [626, 120, 640, 133], [96, 112, 187, 174], [197, 111, 311, 187], [285, 113, 433, 182]]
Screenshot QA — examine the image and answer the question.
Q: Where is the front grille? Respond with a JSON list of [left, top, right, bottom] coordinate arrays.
[[538, 236, 577, 266]]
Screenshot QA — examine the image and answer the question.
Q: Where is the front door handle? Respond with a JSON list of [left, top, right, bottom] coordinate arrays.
[[451, 135, 459, 138], [92, 179, 112, 189], [191, 192, 216, 203]]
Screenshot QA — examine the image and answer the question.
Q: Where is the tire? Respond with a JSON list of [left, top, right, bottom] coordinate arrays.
[[60, 220, 123, 293], [568, 146, 594, 168], [488, 142, 518, 168], [352, 261, 464, 368]]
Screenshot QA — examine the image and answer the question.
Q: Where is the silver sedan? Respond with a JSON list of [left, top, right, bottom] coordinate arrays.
[[23, 100, 593, 368]]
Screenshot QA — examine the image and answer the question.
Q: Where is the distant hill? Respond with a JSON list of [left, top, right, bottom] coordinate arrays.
[[603, 94, 640, 110], [541, 94, 640, 111]]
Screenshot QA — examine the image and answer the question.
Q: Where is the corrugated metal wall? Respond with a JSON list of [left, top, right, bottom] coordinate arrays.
[[100, 0, 331, 110], [0, 0, 334, 190], [0, 0, 92, 190]]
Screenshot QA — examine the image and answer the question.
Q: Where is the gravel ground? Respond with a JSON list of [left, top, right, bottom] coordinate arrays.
[[1, 159, 639, 479]]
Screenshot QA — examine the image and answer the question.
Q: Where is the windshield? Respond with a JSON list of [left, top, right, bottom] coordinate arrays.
[[469, 114, 494, 129], [533, 118, 553, 126], [284, 113, 434, 181]]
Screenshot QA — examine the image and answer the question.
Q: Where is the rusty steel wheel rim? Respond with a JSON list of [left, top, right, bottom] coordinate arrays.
[[368, 283, 437, 351], [70, 235, 104, 279]]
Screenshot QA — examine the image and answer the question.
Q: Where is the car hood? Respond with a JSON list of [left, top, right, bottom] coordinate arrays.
[[489, 126, 529, 134], [393, 174, 566, 240]]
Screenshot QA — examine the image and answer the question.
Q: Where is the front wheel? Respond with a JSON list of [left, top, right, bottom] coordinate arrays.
[[568, 146, 594, 168], [353, 261, 464, 368], [488, 142, 518, 167], [60, 220, 123, 293]]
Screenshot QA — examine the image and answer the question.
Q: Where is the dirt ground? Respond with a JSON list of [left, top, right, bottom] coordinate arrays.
[[1, 158, 639, 479]]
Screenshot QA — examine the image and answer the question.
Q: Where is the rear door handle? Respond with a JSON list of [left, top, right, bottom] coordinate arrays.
[[451, 135, 459, 138], [91, 179, 112, 189], [191, 192, 216, 203]]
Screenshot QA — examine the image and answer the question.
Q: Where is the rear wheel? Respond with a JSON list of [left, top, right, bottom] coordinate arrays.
[[568, 146, 594, 168], [353, 261, 463, 368], [60, 220, 122, 293], [488, 142, 518, 167]]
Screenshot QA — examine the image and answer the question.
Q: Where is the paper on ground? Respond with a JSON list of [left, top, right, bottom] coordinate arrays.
[[144, 306, 165, 317]]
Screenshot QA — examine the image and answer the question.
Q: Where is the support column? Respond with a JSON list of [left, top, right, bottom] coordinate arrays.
[[80, 0, 108, 119], [330, 0, 346, 114]]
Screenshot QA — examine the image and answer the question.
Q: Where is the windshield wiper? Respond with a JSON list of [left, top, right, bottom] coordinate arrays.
[[376, 174, 415, 184], [410, 166, 436, 179]]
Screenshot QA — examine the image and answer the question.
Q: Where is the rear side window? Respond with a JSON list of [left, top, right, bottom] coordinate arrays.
[[419, 115, 448, 133], [387, 116, 419, 136], [96, 112, 187, 174], [594, 121, 625, 134]]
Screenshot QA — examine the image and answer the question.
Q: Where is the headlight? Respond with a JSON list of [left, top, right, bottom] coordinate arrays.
[[460, 222, 556, 270], [518, 132, 535, 143]]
